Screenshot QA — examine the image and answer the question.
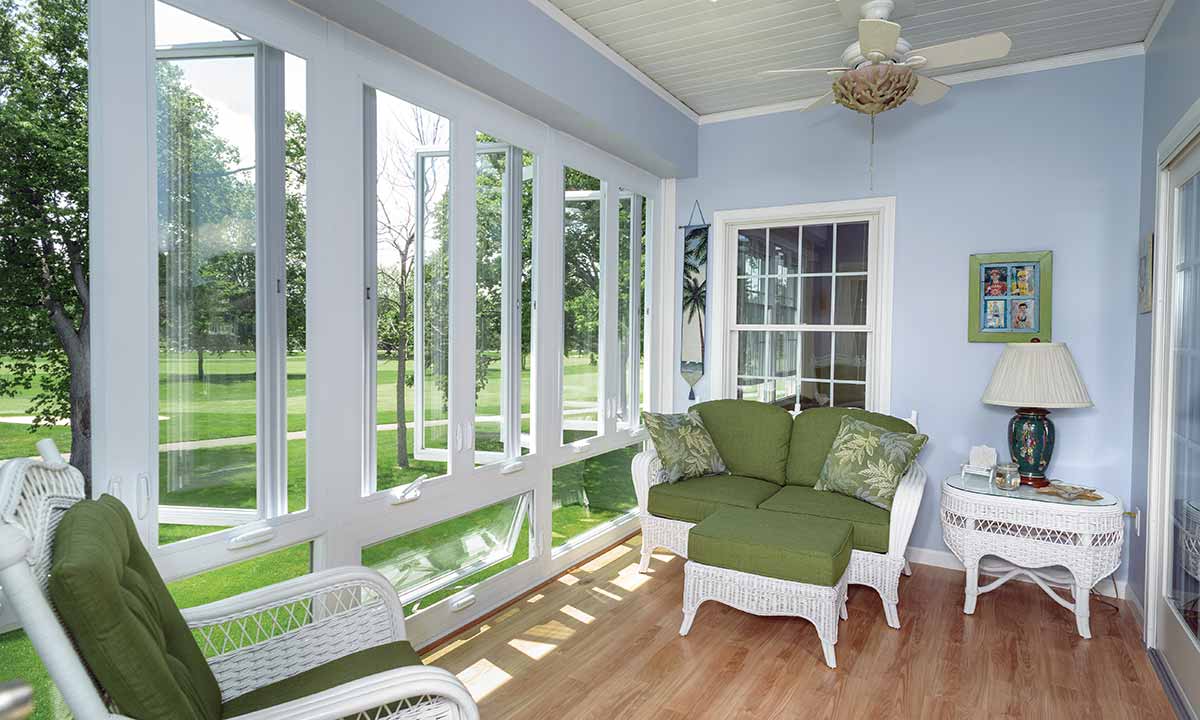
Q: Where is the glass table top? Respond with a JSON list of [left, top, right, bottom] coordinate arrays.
[[945, 472, 1118, 507]]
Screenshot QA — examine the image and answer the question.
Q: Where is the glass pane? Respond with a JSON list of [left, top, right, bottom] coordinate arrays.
[[800, 331, 832, 379], [373, 89, 449, 491], [737, 331, 767, 377], [157, 51, 258, 531], [563, 167, 601, 444], [768, 276, 797, 324], [836, 221, 868, 272], [640, 199, 652, 417], [768, 226, 799, 275], [834, 275, 868, 326], [802, 224, 833, 273], [737, 277, 766, 324], [833, 382, 865, 409], [167, 541, 312, 610], [552, 445, 640, 548], [285, 54, 307, 513], [363, 494, 531, 615], [737, 228, 766, 275], [834, 333, 868, 382], [771, 378, 798, 410], [799, 381, 831, 410], [771, 331, 797, 378], [155, 1, 239, 45], [801, 276, 832, 325]]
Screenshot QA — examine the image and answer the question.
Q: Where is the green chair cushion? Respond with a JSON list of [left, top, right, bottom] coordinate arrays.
[[49, 495, 222, 720], [785, 408, 916, 487], [688, 508, 852, 586], [691, 400, 793, 485], [222, 641, 423, 717], [757, 485, 892, 554], [647, 474, 781, 524]]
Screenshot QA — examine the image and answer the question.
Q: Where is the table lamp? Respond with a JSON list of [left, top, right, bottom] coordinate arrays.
[[981, 341, 1092, 487]]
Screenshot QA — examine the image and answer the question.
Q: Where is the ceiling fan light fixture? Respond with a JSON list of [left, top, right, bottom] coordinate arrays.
[[832, 63, 918, 115]]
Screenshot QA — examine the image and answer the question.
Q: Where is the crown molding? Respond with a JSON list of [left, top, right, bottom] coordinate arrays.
[[1145, 0, 1176, 49], [698, 42, 1146, 126], [526, 0, 700, 123]]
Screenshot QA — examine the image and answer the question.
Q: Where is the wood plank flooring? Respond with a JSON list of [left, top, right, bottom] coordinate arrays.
[[422, 535, 1174, 719]]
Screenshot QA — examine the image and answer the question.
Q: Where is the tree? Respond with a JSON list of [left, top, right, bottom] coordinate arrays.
[[0, 0, 91, 485]]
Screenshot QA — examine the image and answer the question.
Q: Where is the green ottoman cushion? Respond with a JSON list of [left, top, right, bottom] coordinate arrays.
[[49, 495, 222, 720], [222, 641, 423, 717], [757, 485, 891, 554], [786, 408, 916, 487], [691, 400, 793, 485], [688, 508, 852, 586], [647, 475, 781, 524]]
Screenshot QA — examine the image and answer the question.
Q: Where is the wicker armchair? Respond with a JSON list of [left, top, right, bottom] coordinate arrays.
[[0, 441, 478, 720]]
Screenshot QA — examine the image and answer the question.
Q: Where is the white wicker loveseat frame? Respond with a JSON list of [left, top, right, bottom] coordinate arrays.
[[0, 441, 478, 720], [632, 431, 929, 630]]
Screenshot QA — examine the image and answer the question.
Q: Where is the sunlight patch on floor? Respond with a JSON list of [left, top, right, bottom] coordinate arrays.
[[560, 604, 594, 624], [526, 593, 545, 603], [458, 658, 512, 700], [578, 544, 631, 573], [525, 619, 574, 641], [651, 552, 675, 562], [422, 624, 491, 664], [610, 562, 650, 592], [558, 574, 580, 586], [592, 587, 622, 601], [508, 637, 556, 660]]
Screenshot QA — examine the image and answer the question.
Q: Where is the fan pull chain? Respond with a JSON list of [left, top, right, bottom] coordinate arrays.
[[869, 114, 876, 191]]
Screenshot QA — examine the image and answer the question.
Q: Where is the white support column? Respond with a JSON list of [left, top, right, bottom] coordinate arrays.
[[304, 26, 365, 569], [533, 152, 564, 562], [501, 145, 523, 458], [628, 194, 643, 424], [448, 120, 477, 470], [89, 0, 158, 545], [600, 181, 619, 437], [652, 178, 678, 413]]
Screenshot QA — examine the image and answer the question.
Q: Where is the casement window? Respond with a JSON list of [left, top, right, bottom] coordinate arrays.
[[711, 199, 895, 414]]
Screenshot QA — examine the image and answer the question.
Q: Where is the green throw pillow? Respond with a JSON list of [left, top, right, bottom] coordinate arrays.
[[642, 410, 727, 483], [816, 416, 927, 510]]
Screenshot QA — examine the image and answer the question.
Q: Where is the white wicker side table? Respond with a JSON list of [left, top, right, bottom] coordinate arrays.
[[940, 474, 1123, 639]]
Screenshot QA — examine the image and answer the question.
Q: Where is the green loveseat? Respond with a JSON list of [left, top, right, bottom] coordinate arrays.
[[632, 401, 929, 629]]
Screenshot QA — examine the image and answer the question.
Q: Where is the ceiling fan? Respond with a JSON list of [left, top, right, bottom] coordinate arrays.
[[765, 0, 1012, 115]]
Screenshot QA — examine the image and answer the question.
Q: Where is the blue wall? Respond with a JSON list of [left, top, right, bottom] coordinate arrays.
[[292, 0, 697, 178], [675, 56, 1146, 575], [1130, 0, 1200, 611]]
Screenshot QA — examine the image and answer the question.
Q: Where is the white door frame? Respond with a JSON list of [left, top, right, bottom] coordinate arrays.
[[1145, 94, 1200, 711]]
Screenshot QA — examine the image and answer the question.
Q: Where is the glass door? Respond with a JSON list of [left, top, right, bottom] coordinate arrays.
[[1158, 137, 1200, 710]]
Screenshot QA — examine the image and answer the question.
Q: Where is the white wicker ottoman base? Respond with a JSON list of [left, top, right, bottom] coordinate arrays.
[[680, 560, 849, 669]]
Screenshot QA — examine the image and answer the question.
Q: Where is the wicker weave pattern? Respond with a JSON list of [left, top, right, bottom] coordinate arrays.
[[0, 455, 85, 595], [681, 560, 848, 668]]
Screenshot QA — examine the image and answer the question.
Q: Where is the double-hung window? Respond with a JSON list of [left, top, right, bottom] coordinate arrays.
[[711, 199, 894, 413]]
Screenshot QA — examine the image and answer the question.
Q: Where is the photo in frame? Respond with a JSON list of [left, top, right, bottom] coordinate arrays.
[[968, 251, 1052, 343]]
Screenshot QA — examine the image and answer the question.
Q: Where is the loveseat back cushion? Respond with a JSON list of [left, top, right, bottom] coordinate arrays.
[[49, 495, 222, 720], [691, 400, 793, 485], [786, 408, 916, 487], [646, 475, 781, 524]]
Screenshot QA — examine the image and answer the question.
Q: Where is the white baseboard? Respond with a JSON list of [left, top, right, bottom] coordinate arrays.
[[906, 546, 1127, 600]]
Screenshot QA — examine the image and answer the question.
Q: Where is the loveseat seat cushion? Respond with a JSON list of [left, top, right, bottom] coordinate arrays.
[[221, 641, 424, 717], [757, 485, 891, 554], [647, 474, 780, 524], [691, 399, 793, 485], [50, 495, 222, 720], [688, 508, 852, 586], [786, 408, 916, 487]]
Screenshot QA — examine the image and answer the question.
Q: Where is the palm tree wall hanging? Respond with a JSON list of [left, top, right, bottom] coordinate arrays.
[[680, 200, 709, 401]]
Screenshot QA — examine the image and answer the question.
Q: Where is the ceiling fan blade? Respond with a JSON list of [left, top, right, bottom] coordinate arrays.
[[911, 75, 950, 105], [858, 19, 901, 59], [762, 67, 847, 75], [909, 32, 1011, 70], [803, 92, 835, 112]]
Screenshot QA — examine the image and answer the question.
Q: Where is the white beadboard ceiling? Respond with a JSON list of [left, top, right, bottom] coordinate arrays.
[[542, 0, 1164, 116]]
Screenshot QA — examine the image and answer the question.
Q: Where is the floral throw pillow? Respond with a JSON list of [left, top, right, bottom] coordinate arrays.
[[641, 410, 727, 483], [816, 416, 928, 510]]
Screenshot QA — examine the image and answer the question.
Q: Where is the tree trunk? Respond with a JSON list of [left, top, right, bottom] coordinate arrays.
[[196, 348, 205, 382], [45, 299, 92, 496], [396, 292, 409, 469]]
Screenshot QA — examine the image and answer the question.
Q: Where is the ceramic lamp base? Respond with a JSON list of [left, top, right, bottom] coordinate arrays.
[[1008, 407, 1055, 487]]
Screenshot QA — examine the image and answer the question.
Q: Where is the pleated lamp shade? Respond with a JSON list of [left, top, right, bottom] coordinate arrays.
[[981, 342, 1093, 409]]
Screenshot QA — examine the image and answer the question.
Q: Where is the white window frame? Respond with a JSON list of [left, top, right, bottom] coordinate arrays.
[[709, 198, 896, 414]]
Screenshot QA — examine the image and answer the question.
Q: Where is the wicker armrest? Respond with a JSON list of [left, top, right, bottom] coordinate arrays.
[[631, 450, 666, 513], [221, 664, 479, 720], [182, 567, 406, 702], [887, 461, 929, 562]]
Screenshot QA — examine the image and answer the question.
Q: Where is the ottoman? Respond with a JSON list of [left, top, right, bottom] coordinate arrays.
[[680, 508, 853, 668]]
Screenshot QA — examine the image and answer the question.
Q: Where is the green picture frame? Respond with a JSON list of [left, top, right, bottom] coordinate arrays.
[[967, 251, 1052, 343]]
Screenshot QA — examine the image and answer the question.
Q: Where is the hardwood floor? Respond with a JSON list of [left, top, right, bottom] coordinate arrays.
[[421, 535, 1174, 719]]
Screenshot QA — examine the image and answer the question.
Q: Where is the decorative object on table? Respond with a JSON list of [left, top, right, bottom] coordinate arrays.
[[960, 444, 998, 484], [994, 462, 1021, 491], [680, 200, 709, 401], [967, 251, 1052, 343], [940, 473, 1123, 639], [1036, 481, 1103, 502], [982, 341, 1092, 488], [1139, 232, 1155, 314], [816, 416, 928, 510], [641, 410, 726, 483]]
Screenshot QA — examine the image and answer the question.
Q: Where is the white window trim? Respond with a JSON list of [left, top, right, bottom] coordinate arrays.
[[709, 197, 896, 415]]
